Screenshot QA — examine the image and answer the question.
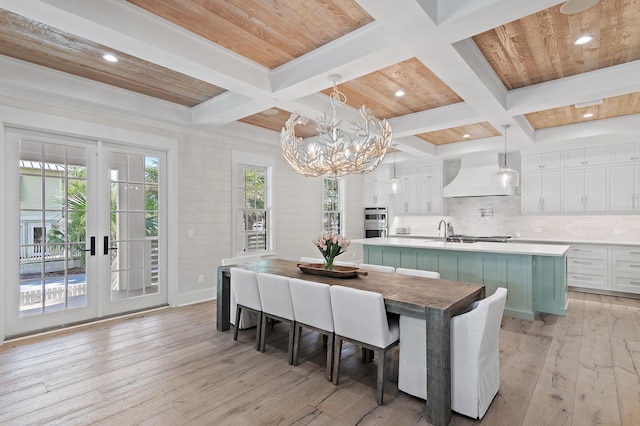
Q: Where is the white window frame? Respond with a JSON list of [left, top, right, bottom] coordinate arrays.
[[321, 176, 344, 235], [231, 151, 275, 256]]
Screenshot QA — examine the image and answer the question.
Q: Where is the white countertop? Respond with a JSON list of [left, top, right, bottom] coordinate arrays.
[[389, 235, 640, 247], [352, 237, 569, 257]]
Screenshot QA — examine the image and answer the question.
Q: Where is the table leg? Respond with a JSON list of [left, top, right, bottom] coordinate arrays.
[[425, 307, 452, 426], [217, 267, 231, 331]]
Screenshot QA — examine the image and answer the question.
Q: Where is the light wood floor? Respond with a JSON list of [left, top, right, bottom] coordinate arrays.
[[1, 291, 639, 425]]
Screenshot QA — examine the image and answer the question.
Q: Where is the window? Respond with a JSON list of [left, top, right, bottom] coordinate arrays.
[[322, 177, 342, 234], [232, 152, 273, 256]]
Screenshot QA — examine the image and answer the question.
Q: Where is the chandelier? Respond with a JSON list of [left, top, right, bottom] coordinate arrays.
[[281, 74, 392, 178]]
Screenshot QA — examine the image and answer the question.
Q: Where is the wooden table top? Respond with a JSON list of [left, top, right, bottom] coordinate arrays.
[[221, 259, 485, 317]]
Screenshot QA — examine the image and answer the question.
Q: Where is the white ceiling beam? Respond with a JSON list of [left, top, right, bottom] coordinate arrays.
[[389, 103, 479, 137], [534, 114, 640, 144]]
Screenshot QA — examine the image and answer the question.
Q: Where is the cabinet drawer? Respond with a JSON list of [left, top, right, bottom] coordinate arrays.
[[613, 274, 640, 293], [613, 258, 640, 272], [567, 271, 607, 288], [567, 245, 608, 258], [611, 247, 640, 258], [567, 257, 607, 270]]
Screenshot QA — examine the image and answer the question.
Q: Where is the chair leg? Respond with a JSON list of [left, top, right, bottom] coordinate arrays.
[[287, 321, 296, 365], [332, 337, 342, 385], [292, 325, 302, 366], [259, 313, 268, 352], [326, 333, 334, 382], [255, 310, 263, 351], [233, 306, 242, 341], [376, 348, 386, 405]]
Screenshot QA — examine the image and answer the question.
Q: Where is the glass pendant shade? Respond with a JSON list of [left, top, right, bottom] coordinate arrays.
[[494, 124, 519, 188], [388, 176, 401, 194]]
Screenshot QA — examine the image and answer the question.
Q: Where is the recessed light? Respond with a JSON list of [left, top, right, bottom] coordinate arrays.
[[102, 54, 118, 63], [583, 112, 595, 118], [574, 35, 593, 45], [395, 90, 405, 97], [462, 134, 471, 138]]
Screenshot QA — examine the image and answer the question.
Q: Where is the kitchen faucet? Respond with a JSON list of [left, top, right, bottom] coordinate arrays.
[[438, 219, 448, 242]]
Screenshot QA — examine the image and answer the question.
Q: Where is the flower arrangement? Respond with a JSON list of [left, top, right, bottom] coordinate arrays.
[[312, 232, 350, 270]]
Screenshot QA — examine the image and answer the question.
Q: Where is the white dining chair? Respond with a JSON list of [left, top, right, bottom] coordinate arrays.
[[358, 263, 395, 273], [231, 268, 262, 351], [398, 287, 508, 420], [256, 272, 296, 364], [288, 278, 335, 381], [330, 285, 400, 405], [395, 267, 440, 279], [223, 255, 262, 329]]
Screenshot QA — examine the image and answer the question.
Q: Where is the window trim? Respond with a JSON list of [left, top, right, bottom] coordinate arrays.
[[231, 151, 275, 257]]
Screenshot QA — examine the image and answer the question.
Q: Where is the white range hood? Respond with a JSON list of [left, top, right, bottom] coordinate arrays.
[[443, 152, 514, 198]]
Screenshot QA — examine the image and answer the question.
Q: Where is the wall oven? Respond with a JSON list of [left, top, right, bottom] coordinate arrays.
[[364, 207, 388, 238]]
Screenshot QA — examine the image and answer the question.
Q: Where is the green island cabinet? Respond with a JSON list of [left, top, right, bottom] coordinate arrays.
[[362, 245, 567, 320]]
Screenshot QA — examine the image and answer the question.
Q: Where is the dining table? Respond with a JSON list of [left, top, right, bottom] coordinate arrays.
[[217, 258, 485, 426]]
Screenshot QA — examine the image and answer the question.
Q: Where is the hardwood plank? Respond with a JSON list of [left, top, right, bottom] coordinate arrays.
[[572, 365, 621, 425], [521, 383, 573, 426], [611, 337, 640, 426]]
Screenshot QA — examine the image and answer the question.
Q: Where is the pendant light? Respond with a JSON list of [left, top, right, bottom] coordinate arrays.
[[494, 124, 519, 188], [388, 145, 401, 194]]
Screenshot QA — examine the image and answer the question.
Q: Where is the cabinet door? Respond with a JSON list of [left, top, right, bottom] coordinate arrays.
[[610, 165, 636, 211], [542, 152, 562, 169], [418, 179, 442, 214], [563, 149, 586, 168], [540, 171, 562, 212], [563, 169, 586, 211], [584, 146, 607, 166], [418, 165, 442, 179], [609, 143, 640, 164], [364, 182, 388, 206], [522, 172, 542, 213], [583, 167, 607, 212], [395, 181, 417, 214]]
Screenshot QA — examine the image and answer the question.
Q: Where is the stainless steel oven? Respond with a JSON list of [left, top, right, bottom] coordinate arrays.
[[364, 207, 388, 238]]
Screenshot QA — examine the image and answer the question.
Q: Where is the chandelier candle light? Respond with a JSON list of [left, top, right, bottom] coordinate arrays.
[[281, 74, 392, 178], [312, 233, 350, 270]]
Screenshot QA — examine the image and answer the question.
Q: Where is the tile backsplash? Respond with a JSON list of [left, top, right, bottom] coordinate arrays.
[[393, 195, 640, 242]]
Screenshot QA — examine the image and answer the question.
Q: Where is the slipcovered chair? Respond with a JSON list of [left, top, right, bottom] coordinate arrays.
[[357, 263, 396, 273], [398, 287, 508, 420], [395, 267, 440, 279], [256, 273, 296, 364], [288, 278, 335, 380], [330, 285, 400, 405], [223, 255, 261, 329], [230, 268, 262, 351]]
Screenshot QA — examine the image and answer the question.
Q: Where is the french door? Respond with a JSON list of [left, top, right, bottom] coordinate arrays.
[[5, 129, 167, 337]]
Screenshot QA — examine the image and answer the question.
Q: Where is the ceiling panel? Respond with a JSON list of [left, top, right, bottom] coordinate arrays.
[[0, 9, 226, 107], [320, 58, 463, 120], [415, 122, 501, 145], [473, 0, 640, 90], [127, 0, 374, 69], [525, 92, 640, 130]]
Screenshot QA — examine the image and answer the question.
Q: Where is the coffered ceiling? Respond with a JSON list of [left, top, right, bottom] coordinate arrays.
[[0, 0, 638, 159]]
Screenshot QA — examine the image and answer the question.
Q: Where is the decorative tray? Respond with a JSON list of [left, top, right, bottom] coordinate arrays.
[[297, 263, 368, 279]]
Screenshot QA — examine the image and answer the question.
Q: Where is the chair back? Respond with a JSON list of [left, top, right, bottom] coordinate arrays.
[[330, 285, 395, 348], [396, 267, 440, 279], [256, 273, 295, 321], [358, 263, 395, 273], [222, 255, 261, 266], [231, 268, 261, 311], [289, 278, 334, 332]]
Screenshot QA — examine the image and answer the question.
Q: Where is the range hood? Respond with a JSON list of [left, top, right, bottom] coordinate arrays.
[[443, 152, 514, 198]]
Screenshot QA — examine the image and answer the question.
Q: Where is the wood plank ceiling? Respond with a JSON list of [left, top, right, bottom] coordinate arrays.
[[0, 0, 639, 150]]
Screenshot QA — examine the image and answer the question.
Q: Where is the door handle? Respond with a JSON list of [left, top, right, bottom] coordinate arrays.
[[83, 236, 96, 256], [104, 236, 118, 255]]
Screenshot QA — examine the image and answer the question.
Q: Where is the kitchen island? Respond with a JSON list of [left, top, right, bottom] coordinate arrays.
[[353, 237, 570, 320]]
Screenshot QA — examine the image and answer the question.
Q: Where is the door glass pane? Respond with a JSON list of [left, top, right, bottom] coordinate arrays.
[[19, 141, 87, 316], [110, 153, 161, 301]]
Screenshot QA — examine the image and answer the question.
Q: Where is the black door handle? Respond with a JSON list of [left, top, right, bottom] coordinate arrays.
[[83, 236, 96, 256], [104, 236, 118, 255]]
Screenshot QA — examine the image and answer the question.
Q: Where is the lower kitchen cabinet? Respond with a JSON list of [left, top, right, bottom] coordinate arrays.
[[566, 244, 609, 290], [612, 247, 640, 293], [362, 245, 567, 320]]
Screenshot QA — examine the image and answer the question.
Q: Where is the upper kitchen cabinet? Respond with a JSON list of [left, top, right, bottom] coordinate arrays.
[[523, 152, 561, 171], [394, 164, 442, 215], [609, 165, 640, 212], [563, 167, 607, 213], [363, 165, 390, 207], [608, 142, 640, 164], [522, 170, 561, 214], [563, 147, 607, 168]]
